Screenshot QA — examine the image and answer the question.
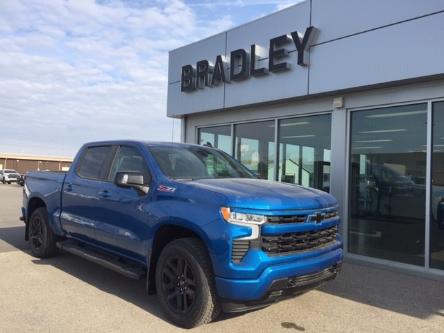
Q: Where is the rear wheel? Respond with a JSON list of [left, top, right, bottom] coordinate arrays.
[[155, 238, 220, 328], [28, 207, 58, 258]]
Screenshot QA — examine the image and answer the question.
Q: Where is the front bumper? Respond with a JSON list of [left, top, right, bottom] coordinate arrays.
[[221, 262, 341, 312], [5, 178, 17, 182], [215, 246, 343, 304]]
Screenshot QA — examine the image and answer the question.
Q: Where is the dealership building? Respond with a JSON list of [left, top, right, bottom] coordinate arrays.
[[167, 1, 444, 277]]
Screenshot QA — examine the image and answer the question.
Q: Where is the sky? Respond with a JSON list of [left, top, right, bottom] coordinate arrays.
[[0, 0, 300, 157]]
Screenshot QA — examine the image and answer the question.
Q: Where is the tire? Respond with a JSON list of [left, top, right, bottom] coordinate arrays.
[[28, 207, 58, 258], [155, 238, 220, 328], [7, 181, 11, 184]]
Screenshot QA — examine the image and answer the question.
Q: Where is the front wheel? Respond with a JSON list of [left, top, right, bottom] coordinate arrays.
[[155, 238, 220, 328], [28, 207, 58, 258]]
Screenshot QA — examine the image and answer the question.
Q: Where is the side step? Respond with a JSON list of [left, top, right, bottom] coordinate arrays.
[[57, 240, 146, 280]]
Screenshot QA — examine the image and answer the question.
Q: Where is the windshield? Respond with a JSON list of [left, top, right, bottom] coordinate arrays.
[[149, 145, 255, 180], [5, 170, 17, 173]]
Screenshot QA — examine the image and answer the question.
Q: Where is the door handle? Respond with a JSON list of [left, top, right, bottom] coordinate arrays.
[[98, 190, 110, 198], [65, 183, 73, 192]]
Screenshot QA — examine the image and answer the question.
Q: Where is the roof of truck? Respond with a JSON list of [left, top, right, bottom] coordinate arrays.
[[83, 140, 203, 149]]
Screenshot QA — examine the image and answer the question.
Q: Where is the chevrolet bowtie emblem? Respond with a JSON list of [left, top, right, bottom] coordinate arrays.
[[310, 213, 325, 223]]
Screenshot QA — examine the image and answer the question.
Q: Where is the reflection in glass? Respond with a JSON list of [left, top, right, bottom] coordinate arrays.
[[198, 126, 231, 154], [431, 101, 444, 270], [278, 115, 331, 192], [235, 121, 275, 180], [349, 104, 427, 266]]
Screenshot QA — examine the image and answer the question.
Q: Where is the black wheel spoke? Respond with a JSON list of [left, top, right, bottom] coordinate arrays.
[[161, 254, 197, 314], [182, 293, 188, 311], [177, 258, 184, 275], [167, 290, 179, 301], [166, 261, 179, 275], [176, 291, 183, 311], [163, 266, 176, 281], [30, 217, 43, 249]]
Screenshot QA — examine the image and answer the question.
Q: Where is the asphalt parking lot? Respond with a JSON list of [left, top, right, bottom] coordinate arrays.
[[0, 184, 443, 332]]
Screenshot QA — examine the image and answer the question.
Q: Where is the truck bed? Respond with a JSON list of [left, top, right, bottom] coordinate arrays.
[[24, 171, 67, 221]]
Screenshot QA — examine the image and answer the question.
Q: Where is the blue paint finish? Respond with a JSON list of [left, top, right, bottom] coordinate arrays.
[[22, 140, 343, 303]]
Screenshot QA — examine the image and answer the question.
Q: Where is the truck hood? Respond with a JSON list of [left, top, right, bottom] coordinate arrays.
[[180, 178, 337, 211]]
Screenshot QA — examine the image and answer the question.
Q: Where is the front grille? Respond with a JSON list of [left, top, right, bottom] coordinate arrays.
[[231, 239, 250, 263], [267, 210, 338, 224], [262, 226, 338, 255]]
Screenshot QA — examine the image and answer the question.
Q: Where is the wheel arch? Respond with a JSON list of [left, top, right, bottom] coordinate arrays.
[[147, 223, 212, 294]]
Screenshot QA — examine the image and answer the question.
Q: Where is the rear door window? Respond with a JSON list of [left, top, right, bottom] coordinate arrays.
[[77, 146, 113, 180]]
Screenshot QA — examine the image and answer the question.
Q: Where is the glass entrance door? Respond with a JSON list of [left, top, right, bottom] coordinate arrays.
[[349, 103, 428, 266]]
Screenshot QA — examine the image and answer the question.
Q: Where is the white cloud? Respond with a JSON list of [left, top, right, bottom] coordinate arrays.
[[0, 0, 298, 157], [0, 0, 235, 156]]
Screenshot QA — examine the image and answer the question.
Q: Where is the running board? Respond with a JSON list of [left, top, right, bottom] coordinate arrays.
[[57, 240, 146, 280]]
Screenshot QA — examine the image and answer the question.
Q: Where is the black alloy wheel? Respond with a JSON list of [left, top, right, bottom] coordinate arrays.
[[155, 238, 220, 328], [29, 214, 44, 251], [161, 256, 197, 313], [28, 207, 58, 258]]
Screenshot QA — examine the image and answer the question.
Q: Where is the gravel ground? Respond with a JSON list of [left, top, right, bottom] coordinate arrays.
[[0, 184, 443, 332]]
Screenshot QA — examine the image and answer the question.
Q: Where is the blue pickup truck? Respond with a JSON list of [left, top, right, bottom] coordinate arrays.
[[21, 140, 342, 328]]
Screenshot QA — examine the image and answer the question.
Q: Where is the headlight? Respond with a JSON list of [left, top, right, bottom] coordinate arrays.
[[220, 207, 266, 240], [220, 207, 267, 225]]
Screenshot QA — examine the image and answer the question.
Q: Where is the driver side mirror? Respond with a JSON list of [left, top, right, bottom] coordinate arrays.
[[115, 172, 149, 194]]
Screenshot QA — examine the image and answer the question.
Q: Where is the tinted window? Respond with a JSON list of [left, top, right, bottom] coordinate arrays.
[[149, 146, 253, 180], [77, 146, 112, 180], [349, 103, 427, 266], [431, 101, 444, 270], [109, 146, 151, 185]]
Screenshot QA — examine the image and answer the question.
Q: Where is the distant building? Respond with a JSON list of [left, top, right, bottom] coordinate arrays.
[[0, 153, 72, 174]]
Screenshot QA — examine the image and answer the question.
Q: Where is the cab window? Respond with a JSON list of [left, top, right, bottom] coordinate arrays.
[[108, 146, 151, 185], [77, 146, 113, 180]]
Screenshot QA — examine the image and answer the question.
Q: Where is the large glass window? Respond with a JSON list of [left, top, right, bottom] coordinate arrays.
[[198, 126, 231, 154], [431, 101, 444, 270], [349, 103, 427, 266], [235, 121, 275, 180], [278, 115, 331, 192]]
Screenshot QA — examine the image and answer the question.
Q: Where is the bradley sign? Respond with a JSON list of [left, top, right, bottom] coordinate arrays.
[[181, 27, 317, 93]]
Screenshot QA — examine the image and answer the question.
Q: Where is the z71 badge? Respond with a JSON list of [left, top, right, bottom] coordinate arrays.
[[157, 185, 176, 193]]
